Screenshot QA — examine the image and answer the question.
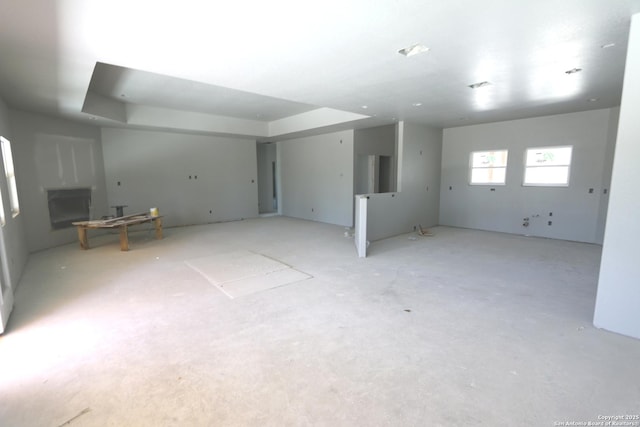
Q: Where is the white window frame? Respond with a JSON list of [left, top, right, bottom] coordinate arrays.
[[469, 149, 508, 185], [0, 136, 19, 217], [523, 145, 573, 187]]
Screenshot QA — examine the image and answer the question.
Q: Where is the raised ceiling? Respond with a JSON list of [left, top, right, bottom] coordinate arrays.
[[87, 63, 318, 122], [1, 0, 639, 139]]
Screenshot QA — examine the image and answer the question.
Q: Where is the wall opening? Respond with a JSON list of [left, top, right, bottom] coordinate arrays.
[[271, 161, 278, 211], [358, 154, 395, 194], [257, 143, 278, 214], [378, 155, 393, 193], [47, 188, 92, 229]]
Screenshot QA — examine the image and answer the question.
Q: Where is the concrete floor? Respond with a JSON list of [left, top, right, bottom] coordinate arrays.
[[1, 216, 639, 426]]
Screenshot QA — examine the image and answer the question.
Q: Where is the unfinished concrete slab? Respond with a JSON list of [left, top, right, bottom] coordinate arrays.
[[1, 216, 638, 426], [185, 250, 311, 298]]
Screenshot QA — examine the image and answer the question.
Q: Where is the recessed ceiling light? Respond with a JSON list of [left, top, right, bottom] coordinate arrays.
[[588, 97, 599, 102], [398, 44, 430, 57], [361, 105, 368, 109], [565, 68, 582, 75], [468, 81, 491, 89], [412, 102, 423, 107], [601, 43, 616, 49]]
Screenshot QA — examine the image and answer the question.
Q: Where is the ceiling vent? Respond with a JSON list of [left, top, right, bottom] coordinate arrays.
[[398, 44, 430, 57], [468, 81, 491, 89]]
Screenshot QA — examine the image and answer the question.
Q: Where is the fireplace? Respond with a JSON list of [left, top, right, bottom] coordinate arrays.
[[47, 188, 92, 230]]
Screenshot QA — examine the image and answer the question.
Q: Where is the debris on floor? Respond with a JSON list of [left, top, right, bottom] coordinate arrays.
[[418, 225, 433, 236], [57, 407, 91, 427]]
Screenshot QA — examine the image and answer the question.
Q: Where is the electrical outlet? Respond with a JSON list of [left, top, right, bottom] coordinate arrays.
[[548, 221, 552, 226]]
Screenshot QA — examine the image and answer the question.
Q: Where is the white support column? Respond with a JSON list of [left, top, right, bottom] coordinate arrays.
[[594, 13, 640, 339], [355, 195, 368, 258]]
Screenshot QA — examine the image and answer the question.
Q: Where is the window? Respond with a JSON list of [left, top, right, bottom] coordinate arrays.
[[523, 145, 572, 186], [469, 150, 508, 185], [0, 137, 19, 216]]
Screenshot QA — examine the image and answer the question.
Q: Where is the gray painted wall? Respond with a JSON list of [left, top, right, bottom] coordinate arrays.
[[0, 100, 28, 292], [594, 13, 640, 340], [279, 130, 354, 227], [9, 110, 107, 252], [440, 109, 616, 244], [365, 121, 442, 242], [102, 128, 259, 227]]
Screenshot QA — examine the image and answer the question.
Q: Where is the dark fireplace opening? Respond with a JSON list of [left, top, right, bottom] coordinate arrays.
[[48, 188, 92, 230]]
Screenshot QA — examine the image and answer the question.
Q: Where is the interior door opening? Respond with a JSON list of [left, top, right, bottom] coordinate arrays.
[[257, 143, 278, 215], [0, 255, 14, 334]]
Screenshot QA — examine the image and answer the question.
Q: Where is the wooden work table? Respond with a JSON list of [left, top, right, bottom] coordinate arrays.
[[72, 213, 163, 251]]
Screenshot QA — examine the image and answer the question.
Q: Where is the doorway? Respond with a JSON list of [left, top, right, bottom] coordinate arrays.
[[257, 143, 278, 214], [0, 246, 13, 334], [356, 154, 395, 194]]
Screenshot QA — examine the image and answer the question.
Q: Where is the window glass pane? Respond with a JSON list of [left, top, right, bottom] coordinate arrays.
[[471, 167, 506, 184], [524, 166, 569, 185], [525, 146, 572, 167], [472, 150, 508, 168]]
